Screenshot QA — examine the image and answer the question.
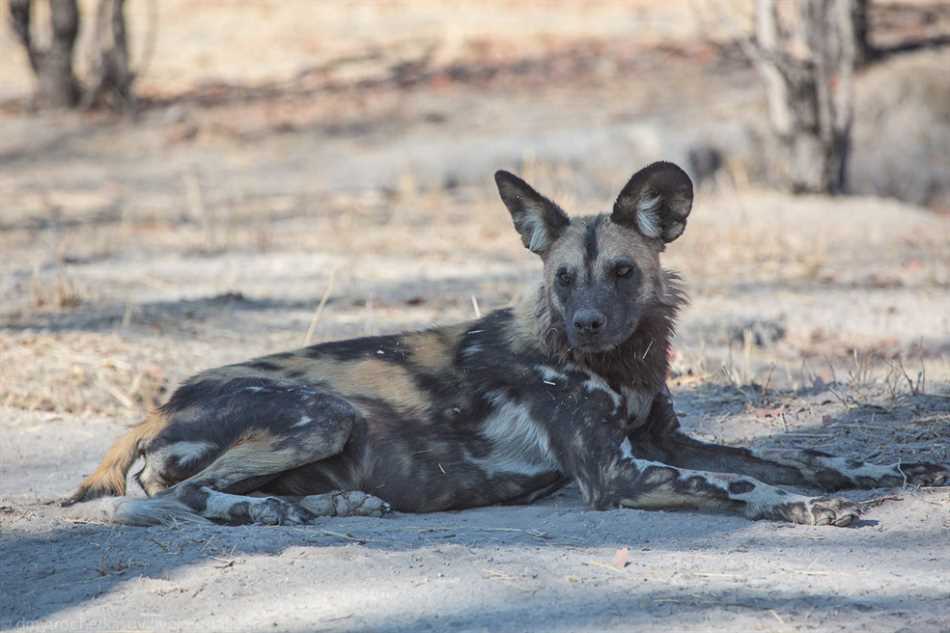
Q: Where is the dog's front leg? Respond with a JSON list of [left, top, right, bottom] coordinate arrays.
[[567, 432, 861, 526], [633, 387, 950, 491]]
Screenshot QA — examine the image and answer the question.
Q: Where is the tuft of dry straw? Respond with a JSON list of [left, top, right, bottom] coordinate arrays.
[[305, 267, 338, 345]]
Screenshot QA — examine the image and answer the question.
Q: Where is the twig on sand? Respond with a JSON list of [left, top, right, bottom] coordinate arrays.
[[652, 594, 707, 604], [314, 528, 375, 544], [859, 495, 903, 509], [211, 556, 238, 569], [769, 610, 787, 626], [379, 525, 554, 541], [61, 516, 110, 526], [585, 560, 628, 575], [97, 371, 135, 410], [482, 568, 519, 581]]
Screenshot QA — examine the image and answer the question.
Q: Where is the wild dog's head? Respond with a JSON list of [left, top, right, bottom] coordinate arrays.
[[495, 162, 692, 354]]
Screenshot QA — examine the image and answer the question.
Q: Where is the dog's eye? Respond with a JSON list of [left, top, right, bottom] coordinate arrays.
[[615, 265, 634, 279], [557, 270, 574, 287]]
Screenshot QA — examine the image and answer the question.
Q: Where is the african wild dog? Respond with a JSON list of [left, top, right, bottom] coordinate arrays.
[[67, 162, 949, 527]]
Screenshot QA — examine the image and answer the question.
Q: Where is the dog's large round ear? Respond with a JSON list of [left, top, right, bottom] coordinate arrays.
[[495, 170, 570, 255], [611, 162, 693, 243]]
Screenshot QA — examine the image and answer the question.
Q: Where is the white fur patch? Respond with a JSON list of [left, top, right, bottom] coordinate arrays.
[[620, 386, 652, 422], [476, 391, 558, 477], [582, 372, 622, 411], [577, 478, 592, 503], [521, 215, 549, 253], [628, 458, 805, 518], [636, 193, 662, 238], [161, 441, 216, 465], [700, 473, 809, 518], [200, 487, 281, 522], [536, 365, 567, 385], [293, 415, 313, 428], [749, 448, 902, 486], [139, 442, 216, 488], [631, 457, 672, 471], [619, 438, 635, 460]]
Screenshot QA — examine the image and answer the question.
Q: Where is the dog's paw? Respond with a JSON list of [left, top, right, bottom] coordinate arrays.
[[762, 495, 862, 527], [298, 491, 391, 518], [248, 497, 314, 526], [333, 491, 391, 518], [900, 462, 950, 487], [804, 497, 862, 527]]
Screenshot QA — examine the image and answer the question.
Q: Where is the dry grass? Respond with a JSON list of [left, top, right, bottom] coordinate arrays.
[[0, 332, 169, 416], [29, 272, 84, 311]]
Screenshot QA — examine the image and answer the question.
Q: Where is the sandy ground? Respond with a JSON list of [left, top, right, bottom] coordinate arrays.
[[3, 382, 950, 632], [3, 4, 950, 632]]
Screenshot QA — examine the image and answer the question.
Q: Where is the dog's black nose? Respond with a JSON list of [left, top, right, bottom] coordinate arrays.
[[574, 309, 606, 334]]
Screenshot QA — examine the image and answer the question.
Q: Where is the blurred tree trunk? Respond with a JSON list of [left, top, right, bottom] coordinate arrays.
[[83, 0, 135, 109], [851, 0, 873, 66], [753, 0, 859, 194], [8, 0, 81, 108], [8, 0, 139, 110]]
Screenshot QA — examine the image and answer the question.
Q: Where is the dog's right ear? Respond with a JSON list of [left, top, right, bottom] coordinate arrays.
[[612, 161, 693, 243], [494, 170, 570, 255]]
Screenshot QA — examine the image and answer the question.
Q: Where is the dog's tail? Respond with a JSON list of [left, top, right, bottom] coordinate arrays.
[[64, 414, 168, 505], [70, 495, 210, 526]]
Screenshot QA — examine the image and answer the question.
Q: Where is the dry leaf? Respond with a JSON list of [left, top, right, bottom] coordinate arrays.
[[612, 547, 631, 569]]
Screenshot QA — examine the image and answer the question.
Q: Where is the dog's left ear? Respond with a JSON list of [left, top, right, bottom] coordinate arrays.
[[611, 161, 693, 243]]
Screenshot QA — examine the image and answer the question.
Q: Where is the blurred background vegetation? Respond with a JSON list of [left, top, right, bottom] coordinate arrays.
[[4, 0, 950, 204]]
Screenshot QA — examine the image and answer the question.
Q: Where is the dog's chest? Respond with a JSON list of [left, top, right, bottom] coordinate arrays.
[[535, 364, 655, 429], [619, 386, 654, 430], [469, 366, 654, 477], [470, 389, 559, 477]]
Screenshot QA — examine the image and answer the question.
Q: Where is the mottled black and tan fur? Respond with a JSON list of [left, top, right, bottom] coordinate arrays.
[[68, 162, 949, 527]]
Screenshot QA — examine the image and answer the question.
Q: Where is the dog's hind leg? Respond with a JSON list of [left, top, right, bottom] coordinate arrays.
[[110, 486, 389, 526], [103, 381, 388, 525], [635, 388, 949, 491]]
